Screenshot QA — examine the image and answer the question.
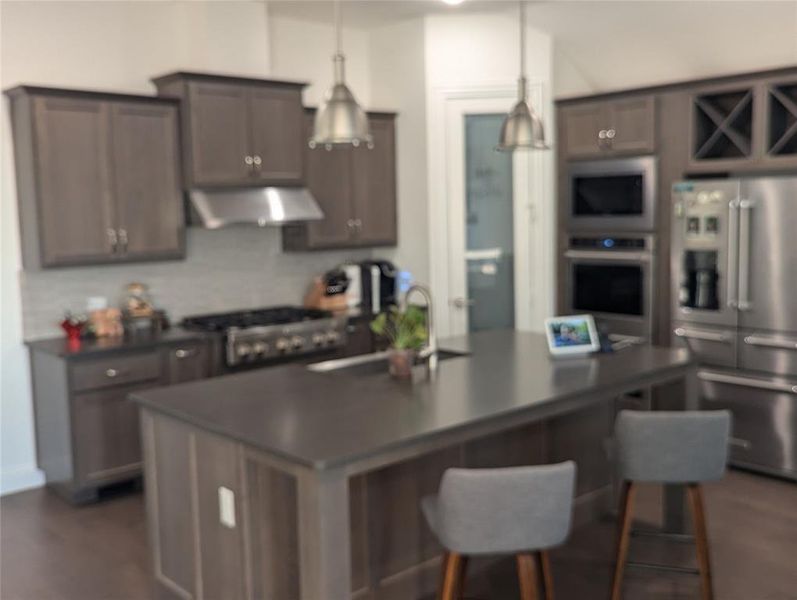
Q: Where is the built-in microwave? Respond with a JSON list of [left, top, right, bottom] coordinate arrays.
[[566, 157, 657, 232]]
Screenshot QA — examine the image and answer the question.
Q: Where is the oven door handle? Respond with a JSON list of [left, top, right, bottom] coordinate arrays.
[[743, 335, 797, 351], [698, 370, 797, 394], [563, 250, 651, 262]]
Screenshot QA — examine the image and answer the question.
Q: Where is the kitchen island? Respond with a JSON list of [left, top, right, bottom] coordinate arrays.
[[133, 330, 696, 600]]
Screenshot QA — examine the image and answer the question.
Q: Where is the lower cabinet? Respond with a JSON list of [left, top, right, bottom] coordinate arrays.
[[29, 338, 211, 503]]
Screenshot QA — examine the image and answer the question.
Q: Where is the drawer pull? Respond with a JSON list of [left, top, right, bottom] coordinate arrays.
[[698, 370, 797, 394], [729, 438, 752, 451], [674, 328, 732, 343], [174, 348, 197, 359], [105, 368, 122, 378], [743, 335, 797, 351]]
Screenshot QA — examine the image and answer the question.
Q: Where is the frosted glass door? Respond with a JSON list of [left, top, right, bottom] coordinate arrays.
[[464, 114, 515, 332]]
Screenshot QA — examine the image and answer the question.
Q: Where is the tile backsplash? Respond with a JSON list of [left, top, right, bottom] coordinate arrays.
[[20, 227, 372, 340]]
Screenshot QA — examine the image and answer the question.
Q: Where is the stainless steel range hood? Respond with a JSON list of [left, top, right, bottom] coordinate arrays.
[[188, 187, 323, 229]]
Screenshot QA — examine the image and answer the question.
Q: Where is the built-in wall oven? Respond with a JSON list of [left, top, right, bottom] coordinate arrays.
[[567, 157, 657, 232], [564, 234, 656, 339]]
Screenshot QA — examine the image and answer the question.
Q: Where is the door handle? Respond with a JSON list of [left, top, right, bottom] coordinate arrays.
[[450, 297, 475, 309], [737, 199, 754, 311], [698, 370, 797, 394], [743, 335, 797, 351], [726, 198, 740, 308], [673, 327, 732, 344]]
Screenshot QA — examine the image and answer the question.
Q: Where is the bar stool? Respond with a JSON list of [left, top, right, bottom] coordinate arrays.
[[421, 461, 576, 600], [611, 410, 731, 600]]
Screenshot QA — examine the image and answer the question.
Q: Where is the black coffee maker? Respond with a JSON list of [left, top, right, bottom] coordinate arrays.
[[359, 260, 398, 314]]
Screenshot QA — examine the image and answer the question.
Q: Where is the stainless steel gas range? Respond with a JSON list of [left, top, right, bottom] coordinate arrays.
[[182, 306, 347, 369]]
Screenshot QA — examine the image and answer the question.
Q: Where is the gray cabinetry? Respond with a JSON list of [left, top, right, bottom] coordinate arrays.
[[283, 111, 398, 251], [152, 72, 306, 188], [5, 87, 184, 269], [560, 95, 656, 159], [28, 335, 211, 503]]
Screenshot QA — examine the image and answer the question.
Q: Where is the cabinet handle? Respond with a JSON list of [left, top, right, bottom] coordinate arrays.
[[598, 129, 607, 139], [175, 348, 197, 359], [252, 155, 262, 169], [729, 437, 752, 451], [118, 229, 128, 254], [606, 128, 616, 139], [107, 228, 118, 253], [347, 219, 356, 232], [355, 218, 363, 232], [105, 368, 124, 378], [244, 155, 254, 166]]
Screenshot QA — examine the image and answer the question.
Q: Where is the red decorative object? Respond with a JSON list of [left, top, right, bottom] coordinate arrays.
[[60, 317, 85, 345]]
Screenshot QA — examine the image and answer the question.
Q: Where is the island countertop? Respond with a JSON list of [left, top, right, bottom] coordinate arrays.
[[131, 330, 693, 471]]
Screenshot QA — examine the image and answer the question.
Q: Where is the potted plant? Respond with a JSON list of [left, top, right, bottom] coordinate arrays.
[[370, 306, 427, 379]]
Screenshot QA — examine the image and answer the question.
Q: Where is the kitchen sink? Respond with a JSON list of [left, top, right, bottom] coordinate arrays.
[[307, 349, 469, 376]]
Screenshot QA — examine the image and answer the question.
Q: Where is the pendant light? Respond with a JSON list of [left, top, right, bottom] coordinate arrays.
[[496, 0, 549, 151], [309, 0, 372, 150]]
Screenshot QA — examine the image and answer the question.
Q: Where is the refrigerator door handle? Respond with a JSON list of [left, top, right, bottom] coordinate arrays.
[[698, 370, 797, 394], [674, 327, 733, 343], [737, 199, 755, 311], [726, 198, 740, 309], [743, 335, 797, 351]]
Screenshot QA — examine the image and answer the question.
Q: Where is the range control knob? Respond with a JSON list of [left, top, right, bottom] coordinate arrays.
[[311, 332, 326, 346], [326, 330, 340, 344], [252, 341, 269, 355], [275, 338, 290, 353], [290, 335, 305, 349], [236, 343, 253, 357]]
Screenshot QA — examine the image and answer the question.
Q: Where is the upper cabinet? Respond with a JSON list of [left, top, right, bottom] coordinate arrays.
[[687, 75, 797, 172], [6, 87, 184, 269], [560, 95, 656, 159], [152, 72, 306, 188], [283, 111, 398, 251]]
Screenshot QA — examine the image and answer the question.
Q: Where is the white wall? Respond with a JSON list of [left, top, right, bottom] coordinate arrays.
[[270, 14, 371, 108], [367, 18, 429, 284]]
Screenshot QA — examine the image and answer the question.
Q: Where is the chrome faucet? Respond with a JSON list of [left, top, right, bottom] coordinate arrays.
[[402, 284, 437, 372]]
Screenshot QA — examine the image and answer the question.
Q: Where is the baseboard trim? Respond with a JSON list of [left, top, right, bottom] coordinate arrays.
[[1, 465, 45, 496]]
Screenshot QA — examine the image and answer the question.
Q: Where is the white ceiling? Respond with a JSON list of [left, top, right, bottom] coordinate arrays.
[[268, 0, 797, 97]]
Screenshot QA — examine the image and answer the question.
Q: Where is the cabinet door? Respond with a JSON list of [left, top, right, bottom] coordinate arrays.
[[560, 102, 605, 158], [303, 117, 355, 248], [31, 96, 115, 266], [187, 82, 251, 186], [111, 102, 184, 260], [607, 96, 656, 154], [73, 382, 154, 483], [248, 86, 304, 184], [351, 116, 398, 246], [163, 342, 210, 384]]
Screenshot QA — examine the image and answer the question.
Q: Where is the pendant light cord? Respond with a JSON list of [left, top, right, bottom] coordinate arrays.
[[519, 0, 526, 79], [335, 0, 342, 57]]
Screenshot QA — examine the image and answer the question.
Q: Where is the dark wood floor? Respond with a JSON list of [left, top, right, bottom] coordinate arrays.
[[1, 470, 795, 600]]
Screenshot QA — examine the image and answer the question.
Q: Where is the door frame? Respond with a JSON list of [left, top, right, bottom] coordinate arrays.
[[427, 83, 555, 338]]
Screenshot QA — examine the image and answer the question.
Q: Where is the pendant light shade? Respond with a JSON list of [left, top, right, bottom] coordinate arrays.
[[310, 1, 372, 149], [496, 1, 549, 152]]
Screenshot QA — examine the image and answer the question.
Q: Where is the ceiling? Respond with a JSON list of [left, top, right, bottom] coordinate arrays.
[[268, 0, 797, 97]]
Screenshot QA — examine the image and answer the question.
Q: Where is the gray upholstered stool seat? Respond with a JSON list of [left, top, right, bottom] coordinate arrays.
[[422, 461, 576, 600], [611, 410, 731, 600]]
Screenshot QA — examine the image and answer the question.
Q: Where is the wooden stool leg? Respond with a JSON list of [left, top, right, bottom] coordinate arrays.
[[537, 551, 555, 600], [610, 481, 636, 600], [688, 484, 714, 600], [439, 551, 468, 600], [517, 553, 540, 600]]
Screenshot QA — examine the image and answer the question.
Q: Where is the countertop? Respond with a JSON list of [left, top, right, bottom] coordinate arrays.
[[132, 330, 692, 470], [26, 327, 212, 358]]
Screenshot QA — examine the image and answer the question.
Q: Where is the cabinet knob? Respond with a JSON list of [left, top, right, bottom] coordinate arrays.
[[347, 219, 355, 231], [606, 129, 616, 139], [175, 348, 196, 359], [252, 155, 262, 167], [107, 228, 118, 253], [598, 129, 607, 139], [244, 155, 254, 166], [118, 229, 128, 253], [105, 368, 119, 378]]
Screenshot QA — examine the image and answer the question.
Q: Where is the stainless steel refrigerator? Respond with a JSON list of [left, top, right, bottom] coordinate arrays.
[[671, 176, 797, 480]]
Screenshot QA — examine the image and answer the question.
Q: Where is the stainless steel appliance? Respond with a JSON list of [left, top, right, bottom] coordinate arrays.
[[672, 177, 797, 480], [182, 306, 347, 368], [563, 234, 656, 339], [342, 260, 398, 314], [566, 157, 657, 231]]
